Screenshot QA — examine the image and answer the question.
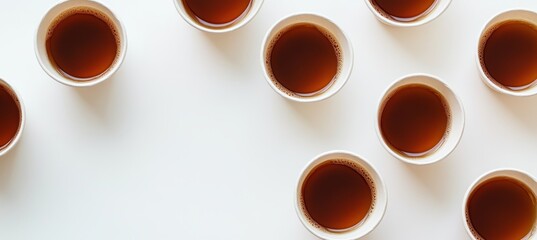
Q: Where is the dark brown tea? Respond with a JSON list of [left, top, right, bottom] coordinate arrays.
[[46, 8, 119, 80], [371, 0, 437, 21], [481, 20, 537, 90], [301, 161, 373, 230], [380, 84, 449, 157], [0, 85, 21, 149], [467, 177, 536, 240], [268, 23, 340, 95], [182, 0, 252, 28]]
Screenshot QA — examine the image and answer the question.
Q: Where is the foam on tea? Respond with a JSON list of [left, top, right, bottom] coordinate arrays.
[[466, 177, 536, 240], [300, 159, 375, 231], [0, 84, 21, 149], [182, 0, 252, 28], [480, 20, 537, 90], [46, 7, 120, 80], [380, 84, 450, 157], [266, 23, 341, 96], [371, 0, 437, 22]]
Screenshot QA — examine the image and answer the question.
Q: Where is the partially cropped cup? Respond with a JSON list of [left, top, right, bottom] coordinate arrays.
[[463, 169, 537, 240], [35, 0, 127, 87], [0, 79, 25, 156], [364, 0, 451, 27], [261, 13, 353, 103], [295, 151, 387, 240], [477, 9, 537, 97], [174, 0, 263, 33], [376, 74, 464, 165]]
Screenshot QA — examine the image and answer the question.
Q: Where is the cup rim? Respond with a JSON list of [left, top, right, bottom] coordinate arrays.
[[173, 0, 264, 33], [375, 73, 465, 165], [461, 168, 537, 240], [363, 0, 452, 27], [0, 79, 25, 157], [476, 8, 537, 97], [34, 0, 128, 88], [294, 150, 387, 240], [260, 12, 354, 103]]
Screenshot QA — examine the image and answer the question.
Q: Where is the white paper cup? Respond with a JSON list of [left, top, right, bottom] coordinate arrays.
[[261, 13, 353, 103], [376, 74, 465, 165], [295, 151, 387, 240], [35, 0, 127, 87], [364, 0, 451, 27], [0, 79, 25, 157], [173, 0, 263, 33], [462, 169, 537, 240], [477, 9, 537, 97]]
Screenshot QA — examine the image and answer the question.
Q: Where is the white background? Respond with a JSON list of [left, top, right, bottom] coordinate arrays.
[[0, 0, 536, 239]]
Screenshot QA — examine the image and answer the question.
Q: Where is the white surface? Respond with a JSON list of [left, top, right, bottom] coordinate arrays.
[[0, 0, 536, 239]]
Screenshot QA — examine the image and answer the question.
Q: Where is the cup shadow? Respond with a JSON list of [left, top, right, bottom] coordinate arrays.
[[489, 91, 537, 133], [375, 14, 461, 67], [70, 71, 122, 127], [284, 98, 347, 139], [200, 26, 261, 73], [0, 133, 24, 195], [401, 154, 459, 203]]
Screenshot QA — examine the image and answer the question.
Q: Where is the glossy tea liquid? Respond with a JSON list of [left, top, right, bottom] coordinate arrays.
[[380, 84, 449, 157], [371, 0, 437, 21], [301, 161, 373, 230], [182, 0, 252, 28], [267, 23, 340, 95], [481, 20, 537, 90], [467, 177, 536, 240], [46, 8, 119, 80], [0, 85, 21, 149]]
